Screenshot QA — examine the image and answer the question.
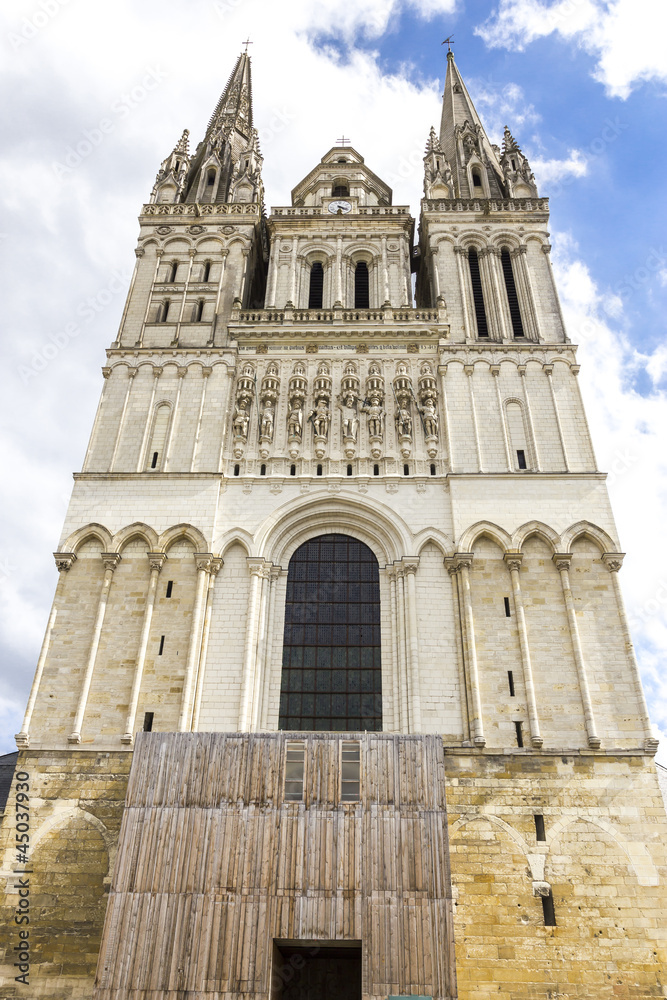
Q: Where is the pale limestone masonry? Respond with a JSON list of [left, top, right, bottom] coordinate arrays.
[[2, 47, 666, 1000]]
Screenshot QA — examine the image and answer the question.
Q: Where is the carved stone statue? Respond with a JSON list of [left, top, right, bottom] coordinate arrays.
[[233, 400, 250, 440], [396, 405, 412, 440], [363, 394, 384, 440], [420, 396, 438, 439], [310, 399, 330, 439], [338, 392, 360, 443], [287, 400, 303, 442], [260, 401, 275, 441]]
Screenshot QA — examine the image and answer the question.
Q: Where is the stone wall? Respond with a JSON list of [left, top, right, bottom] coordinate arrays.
[[0, 750, 131, 1000]]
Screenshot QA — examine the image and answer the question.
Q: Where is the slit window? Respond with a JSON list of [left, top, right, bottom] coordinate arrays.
[[260, 464, 266, 476], [233, 463, 240, 476], [341, 741, 361, 801], [151, 452, 159, 469], [284, 741, 305, 801], [202, 261, 211, 282], [541, 891, 556, 926], [467, 249, 489, 337], [290, 464, 296, 476], [158, 635, 165, 656], [195, 299, 204, 322], [166, 580, 173, 598], [168, 262, 178, 283], [515, 720, 524, 747], [308, 262, 324, 309], [316, 464, 323, 476], [517, 449, 527, 470], [501, 247, 525, 338], [430, 463, 436, 476], [347, 464, 352, 476], [403, 464, 409, 476], [354, 262, 369, 309], [142, 712, 154, 732], [534, 814, 546, 842], [508, 670, 515, 696], [373, 464, 379, 476], [159, 300, 170, 322], [504, 596, 511, 617]]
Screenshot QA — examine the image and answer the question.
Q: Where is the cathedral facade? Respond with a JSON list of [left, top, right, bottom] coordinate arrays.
[[1, 50, 666, 999]]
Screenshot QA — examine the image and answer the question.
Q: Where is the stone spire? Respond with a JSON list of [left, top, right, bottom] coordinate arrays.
[[150, 128, 191, 205], [182, 51, 261, 205], [438, 50, 505, 199], [423, 126, 454, 199], [499, 125, 539, 197]]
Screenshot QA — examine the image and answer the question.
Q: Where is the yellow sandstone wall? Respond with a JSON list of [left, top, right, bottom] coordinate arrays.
[[445, 750, 667, 999], [0, 750, 131, 1000]]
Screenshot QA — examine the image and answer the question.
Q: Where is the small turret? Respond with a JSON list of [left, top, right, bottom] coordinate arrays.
[[499, 126, 539, 198], [150, 129, 191, 205], [423, 126, 454, 199], [229, 128, 264, 207]]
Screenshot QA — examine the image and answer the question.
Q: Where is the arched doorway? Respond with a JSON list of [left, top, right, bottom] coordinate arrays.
[[279, 533, 382, 731]]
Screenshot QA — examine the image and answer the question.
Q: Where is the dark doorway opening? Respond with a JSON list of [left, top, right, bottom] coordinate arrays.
[[272, 941, 362, 1000]]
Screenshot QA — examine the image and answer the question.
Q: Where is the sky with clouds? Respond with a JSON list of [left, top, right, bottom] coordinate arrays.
[[1, 0, 666, 760]]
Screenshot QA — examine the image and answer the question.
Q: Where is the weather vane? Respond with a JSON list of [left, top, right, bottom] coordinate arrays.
[[336, 136, 351, 147], [442, 35, 455, 52]]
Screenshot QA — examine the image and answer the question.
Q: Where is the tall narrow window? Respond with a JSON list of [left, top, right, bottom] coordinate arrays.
[[467, 249, 489, 337], [207, 168, 216, 187], [501, 247, 525, 338], [472, 170, 483, 189], [279, 534, 382, 732], [308, 262, 324, 309], [354, 262, 369, 308], [168, 261, 178, 283], [143, 712, 154, 732], [159, 300, 170, 323], [202, 260, 211, 282], [146, 403, 171, 471], [534, 814, 546, 842], [195, 299, 204, 322], [284, 741, 305, 800], [541, 891, 556, 926]]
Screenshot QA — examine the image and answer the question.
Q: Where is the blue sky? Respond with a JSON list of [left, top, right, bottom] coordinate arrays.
[[1, 0, 665, 759]]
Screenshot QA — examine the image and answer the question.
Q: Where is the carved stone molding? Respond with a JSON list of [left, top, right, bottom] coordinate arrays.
[[601, 552, 625, 573], [148, 552, 168, 572], [53, 552, 77, 572], [101, 553, 122, 572], [552, 553, 572, 572], [195, 553, 217, 573], [504, 553, 523, 573]]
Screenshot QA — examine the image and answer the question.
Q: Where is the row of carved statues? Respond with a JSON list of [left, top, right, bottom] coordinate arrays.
[[231, 361, 440, 461]]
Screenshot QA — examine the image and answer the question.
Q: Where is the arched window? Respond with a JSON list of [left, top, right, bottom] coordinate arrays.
[[206, 168, 216, 187], [279, 534, 382, 732], [467, 249, 488, 337], [146, 403, 171, 471], [332, 183, 349, 197], [471, 169, 483, 189], [501, 247, 525, 338], [354, 261, 369, 309], [308, 262, 324, 309]]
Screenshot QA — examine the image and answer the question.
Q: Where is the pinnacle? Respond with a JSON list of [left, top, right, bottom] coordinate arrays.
[[173, 129, 190, 156], [425, 126, 443, 155], [502, 126, 521, 154]]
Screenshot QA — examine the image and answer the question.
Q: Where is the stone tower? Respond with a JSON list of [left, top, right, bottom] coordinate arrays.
[[1, 49, 666, 1000]]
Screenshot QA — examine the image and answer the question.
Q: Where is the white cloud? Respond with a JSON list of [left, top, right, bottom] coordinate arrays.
[[532, 149, 588, 185], [477, 0, 667, 98]]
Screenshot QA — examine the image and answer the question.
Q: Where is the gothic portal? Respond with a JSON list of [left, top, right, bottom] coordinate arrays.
[[1, 48, 667, 1000]]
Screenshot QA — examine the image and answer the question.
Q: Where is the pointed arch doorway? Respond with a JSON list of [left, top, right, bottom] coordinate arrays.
[[278, 533, 382, 731]]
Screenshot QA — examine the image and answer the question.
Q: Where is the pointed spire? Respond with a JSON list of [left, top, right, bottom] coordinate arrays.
[[439, 50, 505, 199], [150, 128, 192, 205], [499, 124, 539, 198], [423, 126, 453, 199], [182, 50, 262, 206], [173, 128, 190, 156], [425, 126, 443, 155]]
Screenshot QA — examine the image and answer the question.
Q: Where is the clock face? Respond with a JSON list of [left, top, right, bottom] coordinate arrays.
[[328, 200, 352, 214]]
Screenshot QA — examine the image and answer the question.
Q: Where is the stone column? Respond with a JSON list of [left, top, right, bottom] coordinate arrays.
[[386, 567, 401, 732], [191, 367, 212, 472], [137, 366, 162, 472], [477, 248, 502, 341], [287, 238, 299, 306], [504, 553, 543, 747], [454, 246, 474, 340], [138, 247, 163, 347], [438, 364, 453, 472], [191, 557, 223, 732], [464, 365, 483, 472], [210, 248, 229, 343], [178, 554, 212, 731], [258, 566, 282, 731], [68, 553, 121, 744], [335, 235, 343, 306], [163, 366, 187, 471], [109, 367, 137, 472], [402, 557, 422, 733], [491, 365, 512, 470], [265, 234, 278, 308], [238, 558, 270, 730], [455, 554, 486, 747], [489, 248, 512, 340], [15, 553, 77, 748], [122, 552, 166, 744], [445, 558, 471, 743], [518, 365, 541, 470], [430, 245, 441, 304], [553, 553, 601, 748], [602, 553, 659, 753], [395, 566, 409, 732], [512, 246, 540, 341], [381, 235, 390, 305], [174, 247, 196, 345], [544, 364, 569, 471]]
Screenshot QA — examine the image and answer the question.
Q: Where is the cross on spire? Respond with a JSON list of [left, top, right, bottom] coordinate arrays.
[[441, 34, 455, 52], [336, 135, 351, 147], [243, 38, 253, 53]]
